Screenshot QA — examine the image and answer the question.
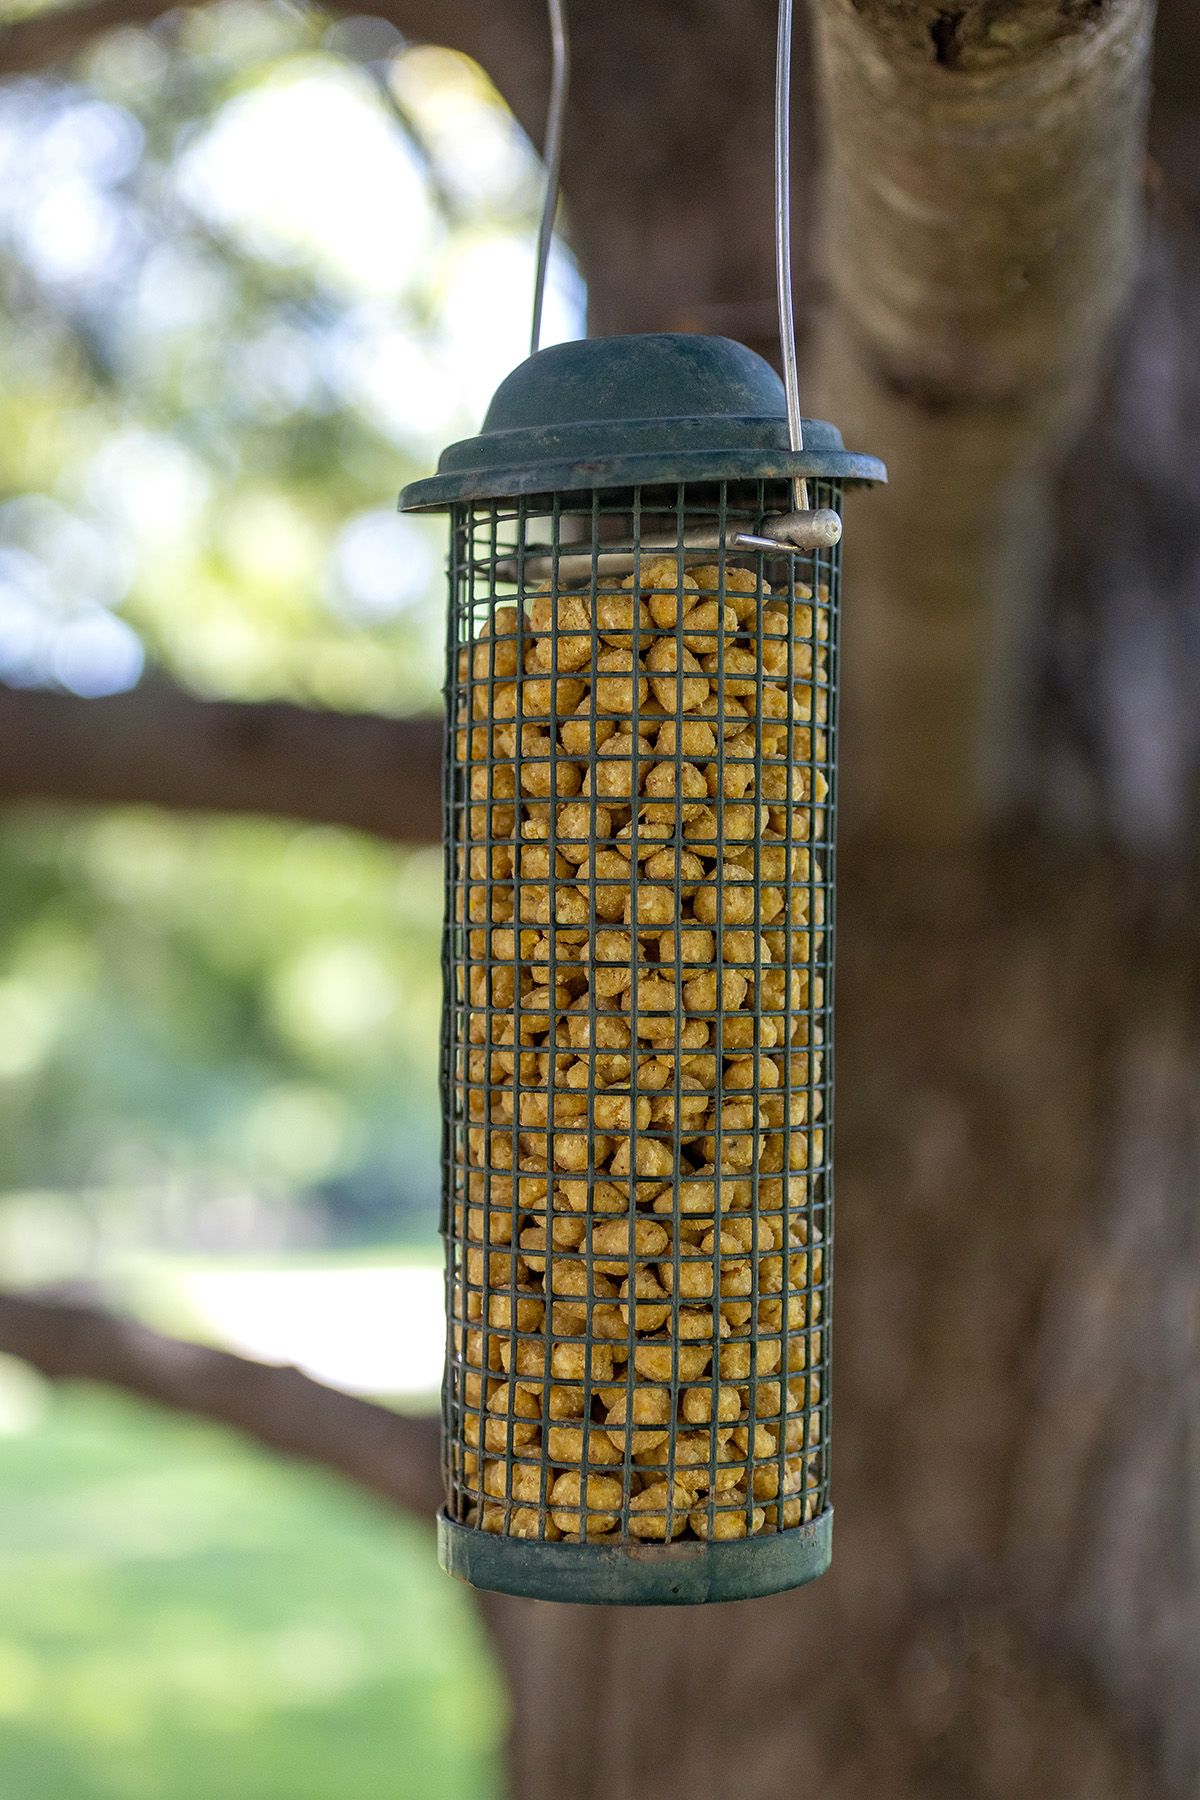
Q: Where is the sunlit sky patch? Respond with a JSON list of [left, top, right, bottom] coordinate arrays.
[[176, 59, 439, 299], [181, 1263, 445, 1394]]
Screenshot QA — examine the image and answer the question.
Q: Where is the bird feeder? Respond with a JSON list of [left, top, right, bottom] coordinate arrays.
[[401, 330, 884, 1604]]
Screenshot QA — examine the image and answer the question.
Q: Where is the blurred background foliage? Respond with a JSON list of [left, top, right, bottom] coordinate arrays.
[[0, 0, 585, 1789], [0, 812, 444, 1259], [0, 0, 579, 712], [0, 1381, 505, 1798]]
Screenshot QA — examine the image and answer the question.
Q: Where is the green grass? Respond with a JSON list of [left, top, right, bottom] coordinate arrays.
[[0, 1385, 505, 1799]]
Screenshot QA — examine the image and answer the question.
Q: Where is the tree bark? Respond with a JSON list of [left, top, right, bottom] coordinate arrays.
[[1040, 179, 1200, 851], [811, 0, 1153, 841], [0, 681, 441, 843]]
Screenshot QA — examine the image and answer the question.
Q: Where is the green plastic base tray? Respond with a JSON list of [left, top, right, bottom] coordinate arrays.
[[437, 1508, 832, 1606]]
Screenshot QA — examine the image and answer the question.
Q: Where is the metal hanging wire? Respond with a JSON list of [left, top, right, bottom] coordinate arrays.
[[733, 0, 840, 554], [774, 0, 808, 515], [517, 0, 839, 572], [530, 0, 570, 357]]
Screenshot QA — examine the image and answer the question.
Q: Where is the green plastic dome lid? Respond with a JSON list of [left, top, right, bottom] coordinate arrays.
[[399, 333, 885, 510]]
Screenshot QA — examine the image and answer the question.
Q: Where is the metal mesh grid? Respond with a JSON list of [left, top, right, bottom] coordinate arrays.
[[441, 478, 839, 1553]]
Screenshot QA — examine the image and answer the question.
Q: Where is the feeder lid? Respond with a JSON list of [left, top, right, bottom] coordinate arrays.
[[399, 333, 885, 510]]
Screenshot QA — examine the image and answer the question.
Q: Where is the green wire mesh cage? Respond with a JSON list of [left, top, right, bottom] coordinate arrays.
[[402, 334, 883, 1605]]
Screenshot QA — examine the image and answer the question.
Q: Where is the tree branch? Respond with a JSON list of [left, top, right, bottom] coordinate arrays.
[[0, 1286, 445, 1518], [0, 681, 441, 843], [0, 0, 548, 135]]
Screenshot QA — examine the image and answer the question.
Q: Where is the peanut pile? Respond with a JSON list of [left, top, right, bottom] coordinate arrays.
[[447, 556, 829, 1543]]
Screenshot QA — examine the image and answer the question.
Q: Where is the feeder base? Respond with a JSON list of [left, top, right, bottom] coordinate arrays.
[[437, 1509, 832, 1606]]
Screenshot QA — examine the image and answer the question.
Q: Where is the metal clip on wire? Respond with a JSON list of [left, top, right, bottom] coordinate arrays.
[[505, 511, 841, 584], [736, 509, 842, 553]]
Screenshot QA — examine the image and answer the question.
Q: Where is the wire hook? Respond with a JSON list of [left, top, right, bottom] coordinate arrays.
[[774, 0, 807, 512], [734, 0, 841, 555], [522, 0, 838, 558], [530, 0, 570, 357]]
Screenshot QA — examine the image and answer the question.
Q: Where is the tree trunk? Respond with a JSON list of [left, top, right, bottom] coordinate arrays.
[[811, 0, 1153, 841], [0, 683, 441, 844]]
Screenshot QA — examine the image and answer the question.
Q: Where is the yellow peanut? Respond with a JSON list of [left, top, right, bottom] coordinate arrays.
[[549, 1470, 623, 1537], [628, 1482, 692, 1539]]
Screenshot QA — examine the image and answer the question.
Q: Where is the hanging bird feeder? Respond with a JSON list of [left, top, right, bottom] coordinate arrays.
[[399, 0, 883, 1606]]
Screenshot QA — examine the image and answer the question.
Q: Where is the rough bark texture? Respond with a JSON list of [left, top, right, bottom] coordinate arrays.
[[811, 0, 1153, 840], [1040, 180, 1200, 852], [0, 682, 441, 843]]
